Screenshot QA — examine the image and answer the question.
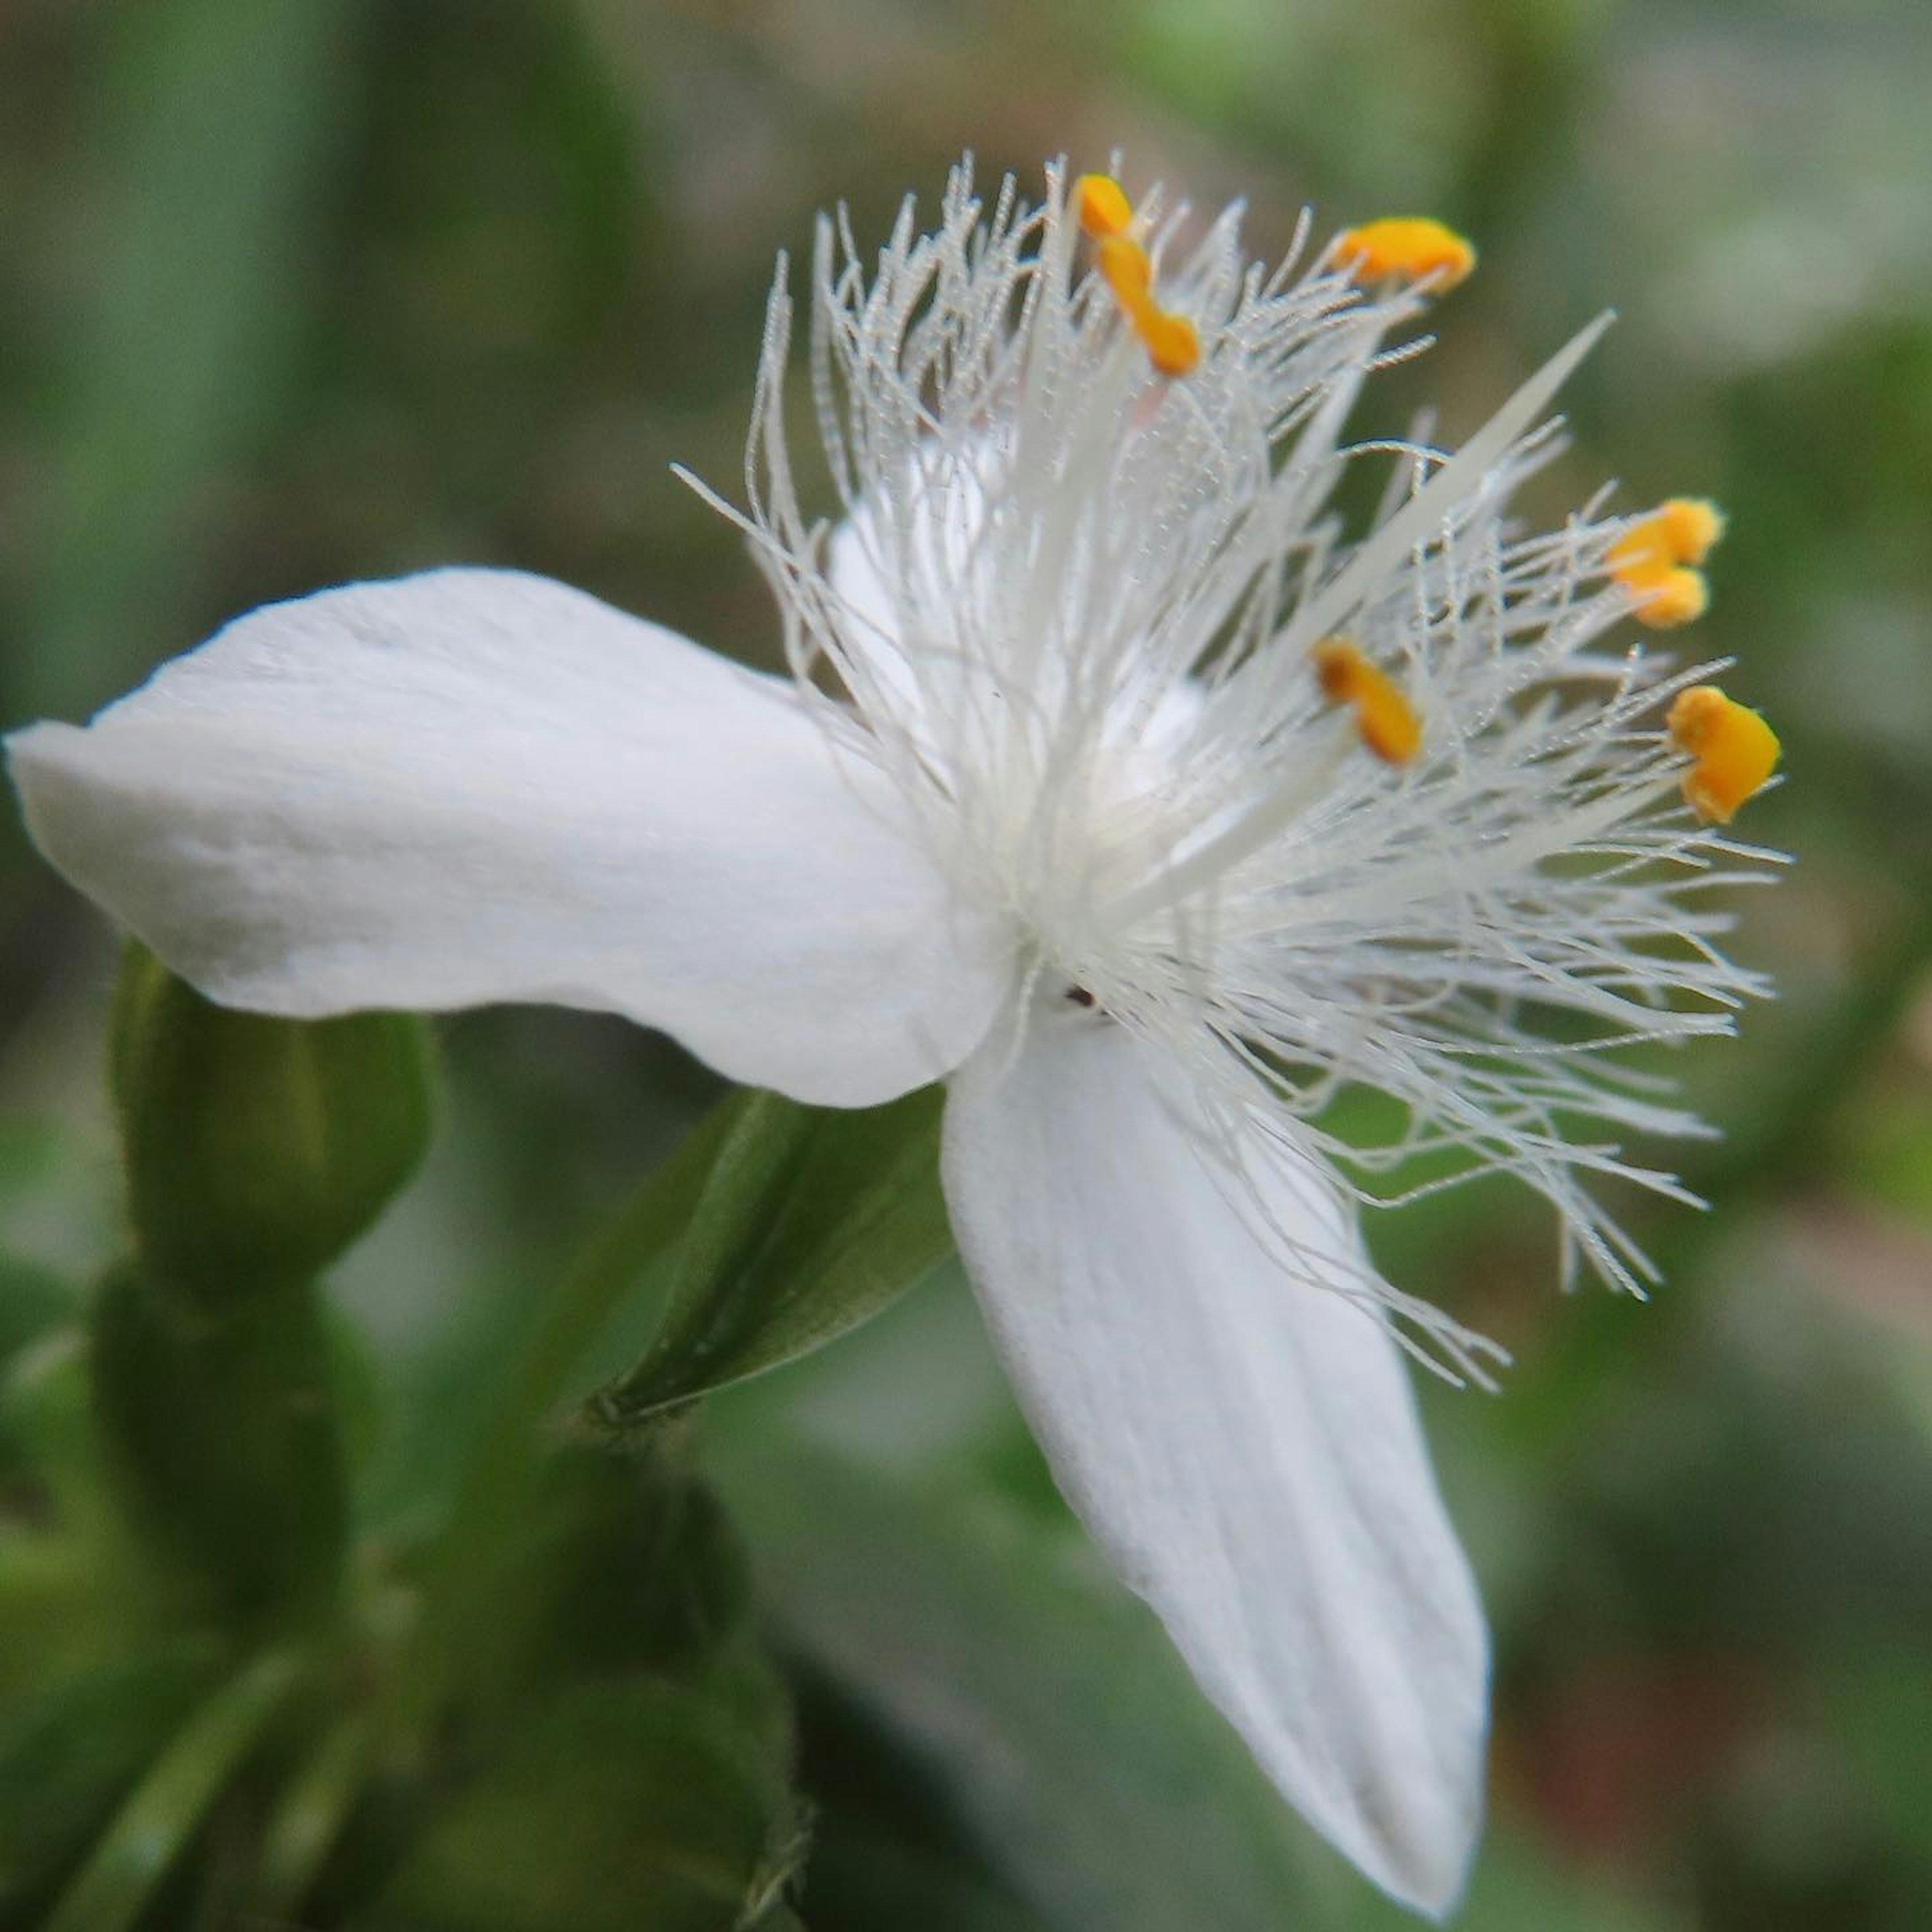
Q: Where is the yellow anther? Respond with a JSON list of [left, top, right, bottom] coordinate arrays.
[[1335, 217, 1477, 292], [1094, 233, 1200, 378], [1656, 497, 1726, 567], [1137, 306, 1200, 378], [1314, 638, 1423, 765], [1097, 233, 1154, 308], [1667, 685, 1780, 824], [1077, 173, 1135, 240], [1609, 497, 1727, 629], [1635, 566, 1710, 628]]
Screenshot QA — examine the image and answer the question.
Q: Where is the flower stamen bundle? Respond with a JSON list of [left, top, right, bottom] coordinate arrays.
[[708, 157, 1783, 1381], [1076, 171, 1201, 376]]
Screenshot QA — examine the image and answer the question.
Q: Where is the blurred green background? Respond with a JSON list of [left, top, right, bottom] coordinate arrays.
[[3, 0, 1931, 1926]]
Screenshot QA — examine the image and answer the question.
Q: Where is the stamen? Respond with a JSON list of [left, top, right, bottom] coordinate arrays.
[[1085, 185, 1201, 376], [1136, 305, 1202, 378], [1632, 567, 1709, 628], [1076, 173, 1134, 239], [1314, 637, 1423, 764], [1609, 496, 1725, 629], [1656, 496, 1726, 565], [1667, 685, 1780, 823], [1335, 217, 1476, 292], [1097, 233, 1153, 307]]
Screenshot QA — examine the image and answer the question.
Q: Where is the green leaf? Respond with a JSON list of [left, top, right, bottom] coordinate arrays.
[[1349, 1825, 1698, 1932], [786, 1663, 1053, 1932], [111, 944, 434, 1304], [0, 1642, 218, 1924], [718, 1444, 1331, 1932], [589, 1084, 950, 1432], [90, 1262, 349, 1631], [798, 1820, 1049, 1932], [43, 1648, 299, 1932]]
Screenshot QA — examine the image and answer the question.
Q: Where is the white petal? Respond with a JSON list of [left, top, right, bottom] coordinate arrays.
[[9, 568, 1011, 1106], [942, 1011, 1488, 1916]]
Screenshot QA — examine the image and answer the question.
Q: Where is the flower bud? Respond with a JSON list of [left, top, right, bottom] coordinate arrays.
[[91, 1259, 348, 1629], [110, 944, 433, 1305]]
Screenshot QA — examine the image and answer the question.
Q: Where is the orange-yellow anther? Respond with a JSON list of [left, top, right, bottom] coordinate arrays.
[[1077, 173, 1134, 239], [1136, 306, 1200, 377], [1656, 497, 1725, 566], [1094, 233, 1200, 377], [1637, 567, 1710, 628], [1097, 233, 1154, 307], [1609, 497, 1727, 630], [1335, 217, 1477, 292], [1667, 685, 1780, 824], [1314, 638, 1423, 765]]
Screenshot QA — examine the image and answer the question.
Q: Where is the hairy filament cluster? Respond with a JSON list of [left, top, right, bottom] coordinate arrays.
[[683, 157, 1783, 1379]]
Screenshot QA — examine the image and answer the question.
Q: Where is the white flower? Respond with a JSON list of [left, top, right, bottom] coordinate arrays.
[[6, 158, 1781, 1917]]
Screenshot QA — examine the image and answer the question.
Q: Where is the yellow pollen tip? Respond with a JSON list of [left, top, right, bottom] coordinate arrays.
[[1076, 173, 1134, 239], [1314, 638, 1423, 765], [1335, 217, 1476, 292], [1609, 498, 1726, 626], [1667, 685, 1780, 824]]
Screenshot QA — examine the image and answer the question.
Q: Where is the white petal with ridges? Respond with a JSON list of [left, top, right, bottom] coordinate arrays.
[[942, 1010, 1488, 1916], [8, 568, 1011, 1106]]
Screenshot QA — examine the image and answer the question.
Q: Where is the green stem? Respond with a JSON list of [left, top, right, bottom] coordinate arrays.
[[248, 1704, 372, 1920], [391, 1094, 740, 1720], [45, 1648, 299, 1932]]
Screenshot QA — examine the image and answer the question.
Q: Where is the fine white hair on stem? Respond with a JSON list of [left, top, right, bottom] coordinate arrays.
[[684, 154, 1781, 1374]]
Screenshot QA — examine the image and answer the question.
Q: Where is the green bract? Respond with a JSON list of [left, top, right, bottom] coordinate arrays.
[[589, 1084, 951, 1433]]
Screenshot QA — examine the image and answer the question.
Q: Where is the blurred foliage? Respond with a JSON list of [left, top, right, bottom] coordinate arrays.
[[2, 0, 1930, 1926]]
